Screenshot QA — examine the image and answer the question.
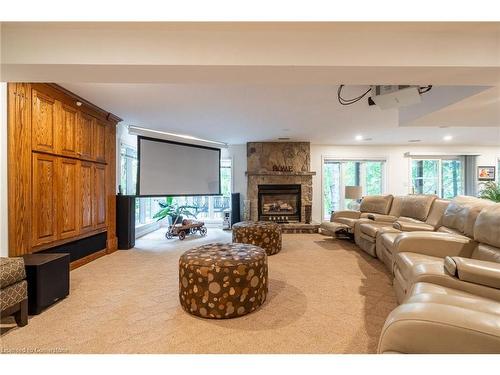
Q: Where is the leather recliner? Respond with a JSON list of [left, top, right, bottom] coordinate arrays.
[[354, 195, 437, 257], [320, 194, 393, 237], [391, 196, 497, 303], [376, 198, 450, 273]]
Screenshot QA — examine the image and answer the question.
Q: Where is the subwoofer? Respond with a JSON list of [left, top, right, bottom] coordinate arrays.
[[231, 193, 241, 225], [116, 195, 136, 249]]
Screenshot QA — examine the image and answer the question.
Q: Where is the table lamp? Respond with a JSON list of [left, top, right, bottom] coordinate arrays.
[[345, 186, 362, 210]]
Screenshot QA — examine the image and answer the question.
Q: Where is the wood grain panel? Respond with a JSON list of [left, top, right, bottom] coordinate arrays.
[[58, 104, 78, 157], [32, 153, 57, 247], [93, 164, 107, 229], [79, 161, 94, 233], [94, 120, 106, 162], [32, 89, 56, 153], [78, 112, 94, 160], [58, 158, 80, 239], [8, 83, 32, 256]]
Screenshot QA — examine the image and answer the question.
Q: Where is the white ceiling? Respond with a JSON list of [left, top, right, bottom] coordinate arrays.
[[61, 83, 500, 146]]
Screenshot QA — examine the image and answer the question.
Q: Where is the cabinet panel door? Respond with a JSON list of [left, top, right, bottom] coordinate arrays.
[[59, 104, 78, 157], [78, 113, 94, 159], [93, 164, 107, 229], [58, 158, 80, 239], [94, 121, 107, 162], [32, 90, 56, 153], [79, 161, 94, 233], [32, 153, 57, 246]]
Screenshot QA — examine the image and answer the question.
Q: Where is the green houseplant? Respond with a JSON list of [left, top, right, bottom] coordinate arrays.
[[153, 197, 199, 224], [479, 181, 500, 203]]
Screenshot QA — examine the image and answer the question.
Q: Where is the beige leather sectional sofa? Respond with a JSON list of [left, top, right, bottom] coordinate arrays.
[[322, 194, 500, 353]]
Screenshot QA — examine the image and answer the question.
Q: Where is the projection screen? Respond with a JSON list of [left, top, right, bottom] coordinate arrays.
[[137, 137, 221, 196]]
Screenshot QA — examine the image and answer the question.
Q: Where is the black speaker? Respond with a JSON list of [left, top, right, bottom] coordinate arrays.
[[231, 193, 241, 225], [116, 195, 136, 249]]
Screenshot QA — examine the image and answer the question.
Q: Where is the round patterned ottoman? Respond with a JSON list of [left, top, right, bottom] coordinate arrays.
[[232, 221, 282, 256], [179, 243, 268, 319]]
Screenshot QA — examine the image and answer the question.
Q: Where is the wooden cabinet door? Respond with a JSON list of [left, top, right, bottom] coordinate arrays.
[[32, 153, 57, 246], [58, 104, 78, 157], [93, 164, 107, 229], [94, 121, 107, 162], [58, 158, 80, 239], [79, 161, 94, 233], [32, 89, 56, 153], [78, 113, 94, 160]]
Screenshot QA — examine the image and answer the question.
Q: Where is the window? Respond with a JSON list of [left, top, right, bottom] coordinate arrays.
[[120, 144, 137, 195], [411, 158, 463, 199], [323, 159, 385, 219]]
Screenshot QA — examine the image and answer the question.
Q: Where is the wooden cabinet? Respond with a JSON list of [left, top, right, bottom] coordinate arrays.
[[79, 161, 94, 233], [94, 120, 107, 162], [8, 83, 120, 258], [58, 104, 79, 157], [32, 89, 56, 153], [57, 158, 80, 239], [93, 164, 107, 229], [32, 153, 57, 247], [78, 113, 94, 160]]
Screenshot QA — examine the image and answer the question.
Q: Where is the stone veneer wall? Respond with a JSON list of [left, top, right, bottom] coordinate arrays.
[[246, 142, 314, 222]]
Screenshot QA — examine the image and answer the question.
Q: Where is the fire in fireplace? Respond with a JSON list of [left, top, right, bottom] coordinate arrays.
[[258, 184, 301, 223]]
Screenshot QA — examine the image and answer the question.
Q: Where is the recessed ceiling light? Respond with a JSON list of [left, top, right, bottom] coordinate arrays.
[[355, 135, 363, 141], [408, 139, 421, 143], [443, 135, 453, 141]]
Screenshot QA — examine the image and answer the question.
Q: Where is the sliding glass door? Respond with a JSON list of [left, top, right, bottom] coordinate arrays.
[[323, 159, 386, 219], [411, 158, 463, 198]]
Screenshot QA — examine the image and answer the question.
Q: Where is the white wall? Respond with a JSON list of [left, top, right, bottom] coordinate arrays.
[[0, 83, 8, 257], [310, 145, 500, 222]]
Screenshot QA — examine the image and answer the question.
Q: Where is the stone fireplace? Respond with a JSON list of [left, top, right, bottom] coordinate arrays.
[[246, 142, 317, 231]]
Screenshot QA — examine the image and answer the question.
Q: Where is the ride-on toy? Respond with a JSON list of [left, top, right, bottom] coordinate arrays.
[[165, 218, 207, 240]]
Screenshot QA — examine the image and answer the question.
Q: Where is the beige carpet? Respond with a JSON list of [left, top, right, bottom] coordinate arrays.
[[0, 229, 397, 354]]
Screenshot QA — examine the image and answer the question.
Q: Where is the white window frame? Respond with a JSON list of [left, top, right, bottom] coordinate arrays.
[[409, 156, 464, 198], [321, 155, 388, 220]]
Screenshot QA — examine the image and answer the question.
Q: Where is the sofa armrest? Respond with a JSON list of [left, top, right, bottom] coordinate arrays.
[[445, 257, 500, 289], [392, 221, 435, 232], [392, 232, 476, 259], [362, 213, 398, 222], [331, 210, 361, 221]]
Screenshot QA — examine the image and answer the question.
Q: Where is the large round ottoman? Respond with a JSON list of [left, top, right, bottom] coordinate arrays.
[[179, 243, 268, 319], [232, 221, 282, 256]]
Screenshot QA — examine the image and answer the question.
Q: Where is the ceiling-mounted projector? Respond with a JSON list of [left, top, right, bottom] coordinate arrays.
[[369, 85, 422, 110]]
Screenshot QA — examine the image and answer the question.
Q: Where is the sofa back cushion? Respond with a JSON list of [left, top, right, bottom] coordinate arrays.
[[388, 196, 405, 217], [441, 196, 495, 238], [472, 204, 500, 262], [360, 195, 393, 215], [425, 199, 450, 228], [398, 194, 437, 222]]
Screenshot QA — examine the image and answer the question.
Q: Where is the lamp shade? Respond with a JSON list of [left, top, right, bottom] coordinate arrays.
[[345, 186, 362, 200]]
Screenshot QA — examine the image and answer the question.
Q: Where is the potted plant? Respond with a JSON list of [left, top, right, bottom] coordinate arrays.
[[479, 181, 500, 203], [153, 197, 199, 225]]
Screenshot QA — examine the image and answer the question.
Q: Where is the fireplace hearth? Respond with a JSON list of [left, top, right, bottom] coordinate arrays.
[[258, 184, 301, 223]]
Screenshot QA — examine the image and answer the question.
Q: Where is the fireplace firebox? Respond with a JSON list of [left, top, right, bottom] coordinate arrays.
[[258, 184, 301, 223]]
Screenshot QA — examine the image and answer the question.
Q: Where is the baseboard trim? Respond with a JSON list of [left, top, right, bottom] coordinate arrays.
[[70, 249, 107, 270]]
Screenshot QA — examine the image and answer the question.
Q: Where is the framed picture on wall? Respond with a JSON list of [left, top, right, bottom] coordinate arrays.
[[477, 166, 496, 181]]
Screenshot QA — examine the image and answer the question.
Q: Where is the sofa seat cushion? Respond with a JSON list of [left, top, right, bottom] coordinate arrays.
[[0, 257, 26, 289], [395, 252, 444, 284], [359, 222, 394, 238], [381, 231, 400, 253], [379, 281, 500, 353], [334, 217, 359, 228]]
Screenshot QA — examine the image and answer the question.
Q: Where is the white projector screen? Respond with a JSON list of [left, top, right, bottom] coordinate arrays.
[[138, 137, 221, 196]]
